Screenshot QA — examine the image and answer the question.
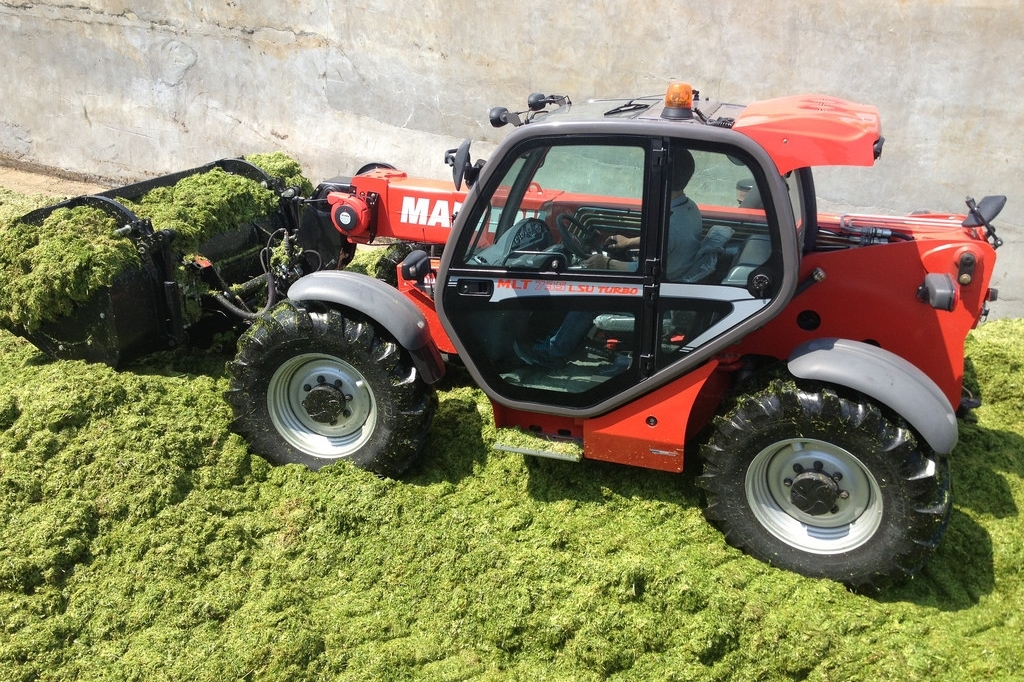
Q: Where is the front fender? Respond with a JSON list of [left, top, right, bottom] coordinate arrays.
[[787, 338, 957, 454], [287, 270, 445, 384]]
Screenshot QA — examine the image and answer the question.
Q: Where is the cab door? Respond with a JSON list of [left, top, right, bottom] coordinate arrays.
[[438, 136, 658, 410], [436, 130, 791, 416]]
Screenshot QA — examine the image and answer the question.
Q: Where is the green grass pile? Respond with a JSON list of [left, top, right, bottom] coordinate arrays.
[[0, 153, 308, 332], [114, 169, 279, 255], [245, 152, 315, 197], [0, 204, 135, 332], [0, 308, 1022, 680]]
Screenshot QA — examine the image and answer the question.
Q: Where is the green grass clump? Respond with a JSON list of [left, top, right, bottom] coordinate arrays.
[[246, 151, 315, 196], [116, 168, 279, 255], [344, 245, 387, 275], [1, 315, 1022, 680], [0, 205, 138, 331]]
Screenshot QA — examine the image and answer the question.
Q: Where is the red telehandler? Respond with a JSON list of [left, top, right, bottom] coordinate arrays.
[[12, 83, 1006, 588]]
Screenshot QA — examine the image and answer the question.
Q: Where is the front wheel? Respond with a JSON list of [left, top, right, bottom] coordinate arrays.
[[225, 299, 436, 477], [697, 379, 951, 590]]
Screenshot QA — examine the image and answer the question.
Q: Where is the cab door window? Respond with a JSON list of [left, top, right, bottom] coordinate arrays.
[[444, 141, 650, 407], [456, 144, 646, 271], [652, 144, 779, 370]]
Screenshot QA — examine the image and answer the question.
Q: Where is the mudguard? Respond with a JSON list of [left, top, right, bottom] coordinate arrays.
[[787, 338, 957, 454], [286, 270, 446, 384]]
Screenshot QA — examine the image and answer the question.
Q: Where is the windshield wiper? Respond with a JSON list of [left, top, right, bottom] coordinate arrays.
[[604, 100, 652, 117]]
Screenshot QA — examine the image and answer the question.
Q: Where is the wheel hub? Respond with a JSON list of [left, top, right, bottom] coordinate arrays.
[[300, 377, 353, 425], [267, 352, 376, 459], [789, 470, 840, 515], [785, 462, 848, 516]]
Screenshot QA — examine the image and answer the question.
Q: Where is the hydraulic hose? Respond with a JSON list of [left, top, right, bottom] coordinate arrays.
[[211, 271, 277, 320]]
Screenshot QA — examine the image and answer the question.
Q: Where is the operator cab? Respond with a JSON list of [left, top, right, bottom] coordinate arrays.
[[436, 86, 801, 416]]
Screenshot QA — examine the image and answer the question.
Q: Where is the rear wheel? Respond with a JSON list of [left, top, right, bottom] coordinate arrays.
[[225, 299, 436, 477], [698, 378, 951, 590]]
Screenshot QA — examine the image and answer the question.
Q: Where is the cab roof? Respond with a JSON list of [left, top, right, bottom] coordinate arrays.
[[535, 90, 883, 175]]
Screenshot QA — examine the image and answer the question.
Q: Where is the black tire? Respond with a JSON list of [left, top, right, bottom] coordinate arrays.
[[697, 378, 951, 590], [356, 161, 397, 175], [371, 242, 419, 287], [224, 299, 436, 477]]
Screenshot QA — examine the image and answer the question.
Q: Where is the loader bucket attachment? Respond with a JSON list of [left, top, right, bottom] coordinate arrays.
[[6, 158, 301, 367], [18, 264, 176, 367]]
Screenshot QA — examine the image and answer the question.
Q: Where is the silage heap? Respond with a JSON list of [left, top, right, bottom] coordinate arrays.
[[0, 152, 310, 363], [0, 205, 136, 333], [2, 175, 1024, 678]]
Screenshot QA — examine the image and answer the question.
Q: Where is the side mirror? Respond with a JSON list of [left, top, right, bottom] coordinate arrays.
[[963, 195, 1006, 249], [400, 249, 432, 283], [444, 139, 473, 191], [962, 195, 1006, 228], [489, 106, 514, 128]]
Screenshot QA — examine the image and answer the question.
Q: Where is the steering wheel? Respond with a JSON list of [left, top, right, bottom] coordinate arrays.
[[556, 213, 602, 259]]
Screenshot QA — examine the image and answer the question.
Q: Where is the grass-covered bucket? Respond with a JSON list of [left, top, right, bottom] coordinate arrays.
[[0, 153, 311, 366]]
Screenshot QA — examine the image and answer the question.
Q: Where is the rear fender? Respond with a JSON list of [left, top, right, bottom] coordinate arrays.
[[787, 338, 957, 454], [286, 270, 445, 384]]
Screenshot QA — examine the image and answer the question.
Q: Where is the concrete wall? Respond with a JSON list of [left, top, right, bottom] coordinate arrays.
[[1, 0, 1020, 314]]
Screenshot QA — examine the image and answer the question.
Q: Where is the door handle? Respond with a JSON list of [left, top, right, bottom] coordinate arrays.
[[456, 279, 493, 296]]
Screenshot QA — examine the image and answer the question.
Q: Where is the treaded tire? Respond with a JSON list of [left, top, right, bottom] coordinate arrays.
[[698, 378, 951, 590], [225, 299, 436, 477], [372, 242, 419, 287]]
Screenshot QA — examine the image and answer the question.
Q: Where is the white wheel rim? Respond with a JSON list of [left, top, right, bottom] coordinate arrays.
[[266, 352, 377, 459], [745, 438, 884, 554]]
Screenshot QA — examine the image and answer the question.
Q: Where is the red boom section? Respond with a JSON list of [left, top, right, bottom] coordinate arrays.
[[342, 168, 469, 245]]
